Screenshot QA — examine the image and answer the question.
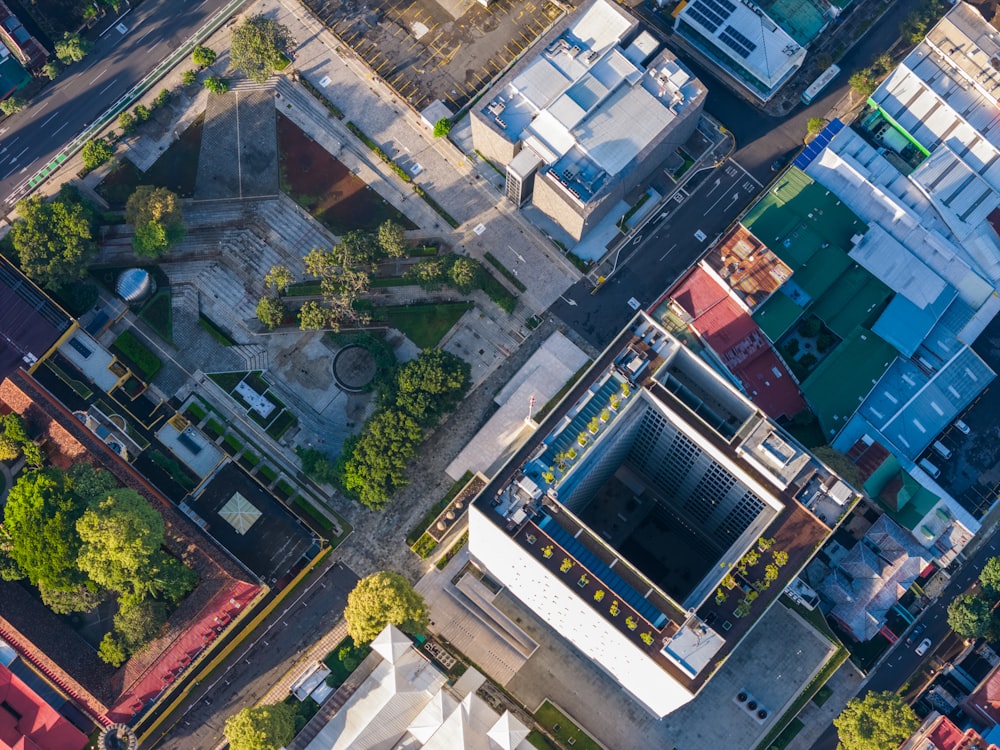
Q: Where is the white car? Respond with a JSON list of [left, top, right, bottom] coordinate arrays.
[[954, 419, 971, 435], [915, 638, 932, 656]]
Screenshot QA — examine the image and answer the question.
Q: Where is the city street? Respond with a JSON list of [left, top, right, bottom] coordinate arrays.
[[811, 535, 1000, 750], [551, 159, 761, 349], [0, 0, 242, 205], [144, 561, 359, 749]]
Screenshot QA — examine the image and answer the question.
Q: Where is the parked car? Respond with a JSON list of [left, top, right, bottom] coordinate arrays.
[[955, 419, 971, 435], [915, 638, 933, 656], [906, 624, 926, 646], [770, 156, 788, 172]]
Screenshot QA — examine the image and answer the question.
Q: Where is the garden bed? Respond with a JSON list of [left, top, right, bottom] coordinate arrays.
[[138, 290, 173, 343], [97, 116, 204, 208], [111, 330, 162, 380], [278, 115, 415, 235]]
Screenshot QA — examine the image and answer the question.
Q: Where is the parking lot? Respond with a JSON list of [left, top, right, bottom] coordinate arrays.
[[299, 0, 566, 111]]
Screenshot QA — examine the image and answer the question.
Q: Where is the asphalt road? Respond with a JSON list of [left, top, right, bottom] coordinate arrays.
[[0, 0, 236, 205], [811, 533, 1000, 750], [550, 159, 762, 348], [145, 561, 359, 750]]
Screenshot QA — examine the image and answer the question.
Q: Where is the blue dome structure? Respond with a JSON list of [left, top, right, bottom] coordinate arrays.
[[115, 269, 156, 304]]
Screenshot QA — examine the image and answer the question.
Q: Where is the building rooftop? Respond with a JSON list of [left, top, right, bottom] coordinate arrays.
[[702, 225, 793, 309], [479, 0, 702, 200], [470, 313, 847, 715], [298, 626, 532, 750], [0, 662, 88, 750], [800, 327, 897, 439], [0, 258, 72, 381], [742, 167, 868, 273], [185, 461, 318, 580], [675, 0, 807, 92], [821, 514, 930, 641], [667, 267, 806, 418]]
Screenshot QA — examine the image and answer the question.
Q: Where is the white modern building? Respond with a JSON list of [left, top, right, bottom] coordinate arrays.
[[674, 0, 808, 101], [469, 313, 853, 716], [471, 0, 705, 240], [301, 625, 533, 750]]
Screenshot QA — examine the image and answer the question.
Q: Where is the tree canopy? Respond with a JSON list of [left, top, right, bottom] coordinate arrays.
[[230, 14, 294, 84], [224, 703, 297, 750], [301, 246, 370, 331], [0, 465, 195, 660], [2, 469, 91, 607], [980, 556, 1000, 594], [947, 592, 994, 639], [332, 349, 470, 509], [11, 187, 98, 291], [344, 570, 429, 645], [833, 691, 919, 750], [81, 138, 114, 171], [256, 296, 286, 330], [377, 221, 406, 258], [54, 32, 92, 65], [192, 45, 217, 68], [125, 186, 184, 257]]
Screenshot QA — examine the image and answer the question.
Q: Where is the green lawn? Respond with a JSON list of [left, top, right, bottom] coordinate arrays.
[[323, 636, 371, 688], [139, 290, 173, 343], [767, 718, 804, 750], [383, 302, 471, 349], [533, 701, 601, 750], [111, 330, 162, 380]]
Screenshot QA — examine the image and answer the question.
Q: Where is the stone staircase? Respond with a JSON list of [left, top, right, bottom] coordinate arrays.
[[230, 76, 279, 92], [232, 344, 268, 371]]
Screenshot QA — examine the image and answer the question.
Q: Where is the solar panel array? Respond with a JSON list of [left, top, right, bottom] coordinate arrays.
[[793, 118, 846, 169], [685, 0, 736, 33], [719, 25, 757, 59]]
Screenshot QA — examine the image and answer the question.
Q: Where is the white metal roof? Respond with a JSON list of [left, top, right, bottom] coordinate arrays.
[[849, 224, 948, 308], [678, 0, 805, 89]]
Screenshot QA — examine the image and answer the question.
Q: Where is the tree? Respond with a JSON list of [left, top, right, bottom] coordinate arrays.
[[192, 45, 217, 68], [848, 68, 878, 99], [67, 462, 118, 505], [947, 593, 993, 639], [230, 14, 294, 84], [113, 593, 167, 650], [134, 104, 150, 123], [54, 33, 92, 65], [834, 691, 918, 750], [297, 446, 338, 484], [181, 69, 198, 86], [0, 434, 19, 461], [433, 118, 452, 138], [118, 110, 137, 134], [811, 446, 861, 490], [11, 187, 98, 291], [204, 77, 230, 94], [343, 570, 429, 645], [42, 61, 60, 81], [264, 264, 294, 293], [302, 246, 371, 331], [256, 296, 285, 329], [394, 349, 470, 425], [981, 556, 1000, 595], [98, 633, 127, 667], [125, 186, 184, 257], [81, 138, 114, 171], [0, 97, 25, 116], [224, 703, 297, 750], [76, 489, 165, 595], [377, 220, 406, 258], [873, 53, 894, 75], [807, 117, 827, 137], [341, 410, 422, 509], [2, 469, 94, 605], [449, 256, 479, 293]]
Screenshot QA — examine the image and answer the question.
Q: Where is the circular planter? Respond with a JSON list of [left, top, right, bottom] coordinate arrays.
[[333, 344, 377, 392]]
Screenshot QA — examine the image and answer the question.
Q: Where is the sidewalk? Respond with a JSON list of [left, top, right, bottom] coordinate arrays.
[[258, 620, 348, 706]]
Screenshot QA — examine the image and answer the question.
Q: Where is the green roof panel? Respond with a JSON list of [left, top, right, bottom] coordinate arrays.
[[753, 290, 805, 342], [809, 264, 893, 339], [801, 327, 897, 438]]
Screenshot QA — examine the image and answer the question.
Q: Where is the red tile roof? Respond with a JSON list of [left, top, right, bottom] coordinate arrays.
[[0, 664, 87, 750], [669, 268, 806, 419]]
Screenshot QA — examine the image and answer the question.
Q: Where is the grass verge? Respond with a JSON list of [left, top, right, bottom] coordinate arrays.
[[484, 251, 527, 292], [383, 302, 471, 349], [533, 701, 601, 750], [112, 330, 162, 380]]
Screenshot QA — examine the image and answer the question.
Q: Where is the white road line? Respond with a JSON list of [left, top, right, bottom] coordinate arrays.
[[40, 112, 58, 127], [98, 78, 118, 95], [52, 123, 67, 135], [149, 42, 160, 55], [733, 160, 763, 188], [703, 178, 723, 198], [90, 67, 108, 84], [11, 147, 27, 162], [704, 191, 739, 217], [135, 29, 154, 44], [34, 102, 47, 113], [658, 243, 677, 262]]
